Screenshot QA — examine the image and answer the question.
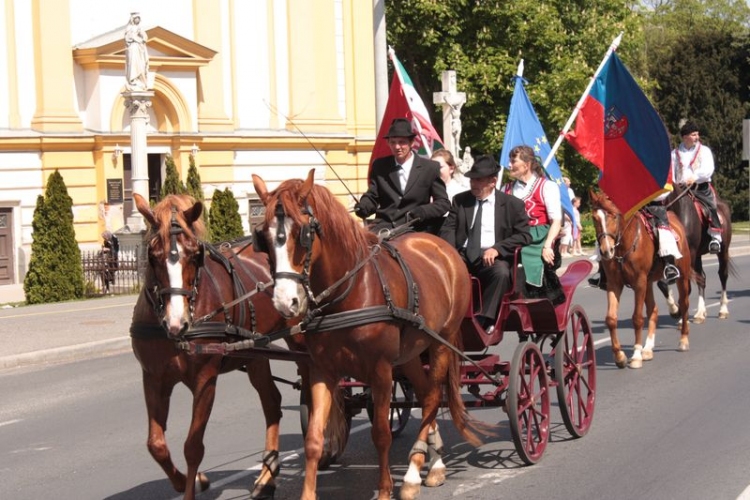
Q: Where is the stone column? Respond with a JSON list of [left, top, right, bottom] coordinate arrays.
[[122, 90, 154, 232]]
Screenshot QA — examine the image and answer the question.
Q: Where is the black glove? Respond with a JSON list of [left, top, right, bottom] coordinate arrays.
[[354, 203, 368, 219], [407, 207, 425, 223]]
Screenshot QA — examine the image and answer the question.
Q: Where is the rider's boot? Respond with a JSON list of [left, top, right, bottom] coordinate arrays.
[[708, 238, 721, 254], [662, 255, 680, 284], [587, 264, 607, 290]]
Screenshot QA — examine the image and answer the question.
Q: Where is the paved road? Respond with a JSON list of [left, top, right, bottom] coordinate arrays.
[[1, 233, 748, 372]]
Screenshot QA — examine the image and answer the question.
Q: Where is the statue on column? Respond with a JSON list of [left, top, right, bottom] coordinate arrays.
[[124, 12, 149, 91]]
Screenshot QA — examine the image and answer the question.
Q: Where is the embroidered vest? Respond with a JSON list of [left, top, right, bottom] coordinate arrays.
[[503, 177, 550, 226]]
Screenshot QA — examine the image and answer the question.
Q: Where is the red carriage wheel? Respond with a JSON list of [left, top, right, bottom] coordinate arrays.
[[554, 304, 596, 438], [508, 341, 550, 465]]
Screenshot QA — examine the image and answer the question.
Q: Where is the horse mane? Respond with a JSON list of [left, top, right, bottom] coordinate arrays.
[[592, 191, 622, 216], [147, 194, 205, 259], [264, 179, 376, 251]]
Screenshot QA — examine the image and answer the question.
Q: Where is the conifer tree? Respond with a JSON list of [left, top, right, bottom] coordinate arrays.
[[185, 154, 210, 234], [24, 170, 85, 304], [208, 188, 244, 242], [160, 154, 186, 198]]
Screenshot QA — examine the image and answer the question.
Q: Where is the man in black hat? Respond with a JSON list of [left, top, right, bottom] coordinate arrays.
[[672, 121, 722, 253], [440, 155, 531, 332], [355, 118, 449, 234]]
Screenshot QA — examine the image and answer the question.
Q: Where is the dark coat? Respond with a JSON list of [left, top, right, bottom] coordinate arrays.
[[440, 189, 531, 259], [356, 154, 449, 233]]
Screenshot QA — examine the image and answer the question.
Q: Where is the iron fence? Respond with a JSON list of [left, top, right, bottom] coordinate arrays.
[[81, 245, 146, 297]]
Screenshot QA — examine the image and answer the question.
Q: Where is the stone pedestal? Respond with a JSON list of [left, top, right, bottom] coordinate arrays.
[[122, 90, 154, 232]]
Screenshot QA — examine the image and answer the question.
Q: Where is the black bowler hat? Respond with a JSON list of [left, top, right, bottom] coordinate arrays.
[[465, 155, 501, 178], [384, 118, 417, 139], [680, 121, 700, 136]]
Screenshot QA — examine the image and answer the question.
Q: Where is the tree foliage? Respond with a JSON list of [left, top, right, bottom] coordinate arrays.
[[185, 154, 210, 232], [160, 154, 186, 198], [208, 188, 244, 243], [24, 171, 85, 304], [385, 0, 750, 218]]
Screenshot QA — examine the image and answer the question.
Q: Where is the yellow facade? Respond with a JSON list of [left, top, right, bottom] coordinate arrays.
[[0, 0, 377, 287]]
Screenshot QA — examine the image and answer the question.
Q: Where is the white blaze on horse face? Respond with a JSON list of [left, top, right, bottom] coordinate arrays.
[[269, 216, 306, 317], [595, 209, 615, 259], [166, 243, 186, 332]]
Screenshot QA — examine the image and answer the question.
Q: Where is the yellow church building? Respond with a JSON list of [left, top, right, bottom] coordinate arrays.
[[0, 0, 377, 292]]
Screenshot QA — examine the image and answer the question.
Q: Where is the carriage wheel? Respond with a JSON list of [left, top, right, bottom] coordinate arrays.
[[554, 305, 596, 438], [508, 341, 550, 465], [299, 382, 353, 466], [366, 378, 414, 438]]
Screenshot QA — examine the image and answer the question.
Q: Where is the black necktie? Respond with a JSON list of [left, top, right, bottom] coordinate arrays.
[[466, 200, 484, 263]]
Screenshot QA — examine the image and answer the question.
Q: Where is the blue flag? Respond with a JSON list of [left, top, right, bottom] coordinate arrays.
[[499, 75, 576, 236]]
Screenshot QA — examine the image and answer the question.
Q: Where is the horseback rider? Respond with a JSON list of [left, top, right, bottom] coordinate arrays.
[[672, 121, 722, 254], [642, 191, 682, 283]]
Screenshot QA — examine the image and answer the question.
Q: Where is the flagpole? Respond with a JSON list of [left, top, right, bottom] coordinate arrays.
[[542, 32, 623, 168]]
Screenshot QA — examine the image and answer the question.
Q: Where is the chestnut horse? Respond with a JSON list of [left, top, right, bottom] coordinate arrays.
[[590, 190, 692, 368], [130, 193, 293, 500], [657, 183, 735, 323], [252, 170, 488, 500]]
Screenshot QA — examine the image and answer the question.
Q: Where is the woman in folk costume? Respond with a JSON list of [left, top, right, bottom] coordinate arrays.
[[502, 145, 565, 304]]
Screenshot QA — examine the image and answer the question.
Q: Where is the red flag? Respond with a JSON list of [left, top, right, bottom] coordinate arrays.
[[370, 49, 443, 172]]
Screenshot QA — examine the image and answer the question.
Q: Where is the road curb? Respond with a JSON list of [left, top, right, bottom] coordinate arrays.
[[0, 337, 131, 371]]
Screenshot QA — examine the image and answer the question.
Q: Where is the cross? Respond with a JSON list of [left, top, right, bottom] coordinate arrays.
[[433, 70, 466, 161]]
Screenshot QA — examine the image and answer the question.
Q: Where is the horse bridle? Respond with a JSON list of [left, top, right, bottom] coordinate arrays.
[[270, 199, 376, 314], [597, 210, 639, 262], [147, 206, 203, 321]]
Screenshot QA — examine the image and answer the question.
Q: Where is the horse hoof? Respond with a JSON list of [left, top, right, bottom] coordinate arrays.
[[615, 352, 627, 369], [400, 481, 422, 500], [251, 481, 276, 499], [678, 341, 690, 352], [629, 359, 643, 369], [718, 312, 729, 320], [693, 317, 705, 325], [642, 350, 654, 361], [424, 467, 446, 487], [318, 452, 333, 471], [197, 472, 210, 492]]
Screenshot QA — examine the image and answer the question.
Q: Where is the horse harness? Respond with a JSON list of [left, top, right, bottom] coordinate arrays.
[[131, 206, 274, 342]]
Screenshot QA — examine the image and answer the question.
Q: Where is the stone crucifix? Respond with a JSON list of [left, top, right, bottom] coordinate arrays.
[[433, 70, 466, 163]]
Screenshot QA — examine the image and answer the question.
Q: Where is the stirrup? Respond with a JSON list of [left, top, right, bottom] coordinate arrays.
[[708, 239, 721, 254], [663, 265, 680, 284]]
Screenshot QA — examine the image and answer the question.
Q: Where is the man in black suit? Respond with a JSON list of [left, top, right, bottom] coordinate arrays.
[[440, 156, 531, 331], [355, 118, 449, 234]]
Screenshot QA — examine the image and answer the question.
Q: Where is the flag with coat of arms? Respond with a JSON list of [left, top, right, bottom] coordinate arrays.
[[564, 51, 671, 218], [370, 47, 444, 170]]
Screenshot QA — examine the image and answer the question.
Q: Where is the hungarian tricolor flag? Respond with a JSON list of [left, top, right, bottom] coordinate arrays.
[[565, 52, 671, 218], [370, 47, 443, 169]]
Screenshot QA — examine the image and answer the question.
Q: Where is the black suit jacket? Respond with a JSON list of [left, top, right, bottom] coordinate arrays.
[[357, 154, 449, 232], [440, 189, 531, 259]]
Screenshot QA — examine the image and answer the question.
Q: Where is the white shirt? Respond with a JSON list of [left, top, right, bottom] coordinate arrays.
[[397, 154, 416, 191], [672, 141, 715, 185], [463, 190, 497, 251]]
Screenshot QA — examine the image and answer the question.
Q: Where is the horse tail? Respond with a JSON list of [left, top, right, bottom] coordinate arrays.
[[324, 383, 348, 458], [445, 344, 498, 446]]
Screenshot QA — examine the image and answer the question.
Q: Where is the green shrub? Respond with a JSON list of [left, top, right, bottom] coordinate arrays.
[[185, 154, 209, 234], [160, 154, 186, 197], [23, 171, 85, 304], [208, 188, 244, 243]]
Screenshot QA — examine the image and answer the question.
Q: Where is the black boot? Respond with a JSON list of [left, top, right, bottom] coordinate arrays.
[[588, 264, 607, 290], [662, 255, 680, 284]]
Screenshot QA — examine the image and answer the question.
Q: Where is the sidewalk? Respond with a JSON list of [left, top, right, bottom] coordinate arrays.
[[1, 233, 748, 372]]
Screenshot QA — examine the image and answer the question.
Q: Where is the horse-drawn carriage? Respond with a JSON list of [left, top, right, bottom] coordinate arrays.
[[130, 171, 596, 500]]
